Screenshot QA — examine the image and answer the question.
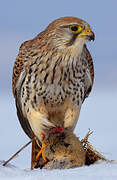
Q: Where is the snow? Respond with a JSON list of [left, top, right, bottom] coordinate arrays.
[[0, 161, 117, 180], [0, 91, 117, 179]]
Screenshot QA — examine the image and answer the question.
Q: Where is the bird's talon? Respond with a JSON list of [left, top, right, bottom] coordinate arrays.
[[36, 142, 47, 163]]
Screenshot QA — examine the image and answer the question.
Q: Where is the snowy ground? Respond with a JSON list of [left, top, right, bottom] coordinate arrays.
[[0, 161, 117, 180], [0, 90, 117, 179]]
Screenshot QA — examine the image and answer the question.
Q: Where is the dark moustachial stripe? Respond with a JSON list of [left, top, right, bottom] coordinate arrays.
[[66, 34, 78, 46]]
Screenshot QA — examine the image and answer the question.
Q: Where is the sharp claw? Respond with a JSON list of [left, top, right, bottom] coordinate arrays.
[[36, 142, 47, 163]]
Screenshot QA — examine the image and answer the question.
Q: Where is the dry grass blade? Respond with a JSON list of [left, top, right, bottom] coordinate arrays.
[[81, 129, 107, 162]]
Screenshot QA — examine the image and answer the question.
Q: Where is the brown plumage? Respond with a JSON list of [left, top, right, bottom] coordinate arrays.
[[12, 17, 95, 165]]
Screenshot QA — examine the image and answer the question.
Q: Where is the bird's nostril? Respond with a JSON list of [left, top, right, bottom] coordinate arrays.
[[86, 29, 91, 33]]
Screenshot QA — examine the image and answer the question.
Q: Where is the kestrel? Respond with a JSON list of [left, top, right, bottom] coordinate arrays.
[[12, 17, 95, 165]]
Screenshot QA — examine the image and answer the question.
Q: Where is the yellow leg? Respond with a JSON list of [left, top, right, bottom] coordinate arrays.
[[36, 141, 47, 163]]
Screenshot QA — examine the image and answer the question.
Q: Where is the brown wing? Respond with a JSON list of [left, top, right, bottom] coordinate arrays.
[[16, 98, 33, 139], [83, 44, 94, 100], [12, 33, 43, 96], [12, 40, 33, 139], [12, 40, 32, 97]]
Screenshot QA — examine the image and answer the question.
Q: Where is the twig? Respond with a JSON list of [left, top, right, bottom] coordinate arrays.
[[81, 129, 107, 161], [81, 128, 93, 144], [3, 139, 32, 166]]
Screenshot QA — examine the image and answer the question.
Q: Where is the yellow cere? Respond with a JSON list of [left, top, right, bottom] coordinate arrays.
[[79, 28, 91, 36], [69, 25, 83, 34]]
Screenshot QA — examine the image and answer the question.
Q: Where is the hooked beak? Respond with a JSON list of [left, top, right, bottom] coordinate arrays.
[[79, 28, 95, 41]]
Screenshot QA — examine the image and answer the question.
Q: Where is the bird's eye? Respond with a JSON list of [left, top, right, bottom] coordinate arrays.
[[69, 25, 83, 34]]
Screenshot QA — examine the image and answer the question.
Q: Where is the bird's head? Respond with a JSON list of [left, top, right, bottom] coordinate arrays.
[[45, 17, 95, 52]]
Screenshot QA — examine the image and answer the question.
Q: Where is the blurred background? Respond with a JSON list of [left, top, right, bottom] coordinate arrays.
[[0, 0, 117, 168]]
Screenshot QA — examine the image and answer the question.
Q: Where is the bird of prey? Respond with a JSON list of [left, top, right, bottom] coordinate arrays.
[[12, 16, 95, 165]]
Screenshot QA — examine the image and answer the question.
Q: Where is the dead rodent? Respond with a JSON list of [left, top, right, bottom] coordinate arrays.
[[31, 130, 107, 170], [33, 131, 86, 169]]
